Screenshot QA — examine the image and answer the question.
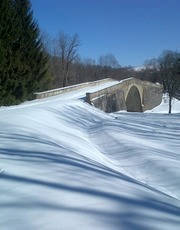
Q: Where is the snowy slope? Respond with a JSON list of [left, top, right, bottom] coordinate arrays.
[[0, 86, 180, 230]]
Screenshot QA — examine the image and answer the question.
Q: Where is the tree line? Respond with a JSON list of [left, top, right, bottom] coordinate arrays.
[[44, 31, 180, 113], [42, 31, 129, 88]]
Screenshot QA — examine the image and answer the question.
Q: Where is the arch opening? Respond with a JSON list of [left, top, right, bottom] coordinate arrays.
[[126, 86, 142, 112]]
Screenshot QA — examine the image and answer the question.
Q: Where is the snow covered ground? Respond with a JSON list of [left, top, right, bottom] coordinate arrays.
[[0, 85, 180, 230]]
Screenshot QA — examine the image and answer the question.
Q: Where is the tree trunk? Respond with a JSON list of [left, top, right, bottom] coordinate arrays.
[[168, 95, 172, 114], [62, 73, 66, 87], [62, 71, 69, 87]]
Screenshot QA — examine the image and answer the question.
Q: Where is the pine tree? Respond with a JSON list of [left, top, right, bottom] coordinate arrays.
[[0, 0, 21, 105], [14, 0, 52, 100], [0, 0, 52, 106]]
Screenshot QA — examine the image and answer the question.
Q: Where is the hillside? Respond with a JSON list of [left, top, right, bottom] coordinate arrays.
[[0, 86, 180, 230]]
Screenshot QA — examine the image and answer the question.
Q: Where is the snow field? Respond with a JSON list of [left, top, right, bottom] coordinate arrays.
[[0, 85, 180, 230]]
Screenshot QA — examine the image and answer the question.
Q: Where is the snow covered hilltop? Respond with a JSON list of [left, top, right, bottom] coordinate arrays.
[[0, 85, 180, 230]]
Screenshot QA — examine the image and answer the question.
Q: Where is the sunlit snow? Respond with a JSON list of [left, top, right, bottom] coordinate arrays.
[[0, 84, 180, 230]]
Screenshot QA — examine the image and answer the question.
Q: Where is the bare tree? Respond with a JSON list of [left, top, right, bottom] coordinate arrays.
[[41, 31, 54, 55], [98, 53, 120, 79], [40, 31, 62, 88], [144, 58, 160, 83], [158, 50, 180, 113], [56, 32, 80, 87], [99, 53, 120, 68]]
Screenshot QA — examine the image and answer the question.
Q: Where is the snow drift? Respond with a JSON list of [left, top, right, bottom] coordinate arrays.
[[0, 86, 180, 230]]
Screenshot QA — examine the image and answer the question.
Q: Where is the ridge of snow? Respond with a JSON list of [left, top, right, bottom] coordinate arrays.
[[0, 87, 180, 230]]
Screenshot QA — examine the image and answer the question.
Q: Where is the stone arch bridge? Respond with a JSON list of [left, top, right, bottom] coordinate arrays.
[[86, 78, 163, 112]]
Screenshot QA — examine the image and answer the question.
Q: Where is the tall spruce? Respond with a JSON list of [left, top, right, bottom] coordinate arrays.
[[0, 0, 21, 105], [14, 0, 52, 100], [0, 0, 52, 106]]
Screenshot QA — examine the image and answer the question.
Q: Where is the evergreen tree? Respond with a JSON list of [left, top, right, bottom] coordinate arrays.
[[0, 0, 52, 106], [0, 0, 21, 105], [14, 0, 52, 100]]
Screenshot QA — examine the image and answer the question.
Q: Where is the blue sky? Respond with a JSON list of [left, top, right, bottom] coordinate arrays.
[[31, 0, 180, 67]]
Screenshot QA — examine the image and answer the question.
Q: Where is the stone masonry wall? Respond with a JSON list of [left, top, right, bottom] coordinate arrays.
[[91, 90, 126, 113], [142, 84, 163, 111], [34, 78, 116, 99], [86, 78, 163, 113]]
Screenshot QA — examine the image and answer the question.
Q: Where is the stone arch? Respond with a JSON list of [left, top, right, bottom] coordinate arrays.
[[126, 85, 142, 112]]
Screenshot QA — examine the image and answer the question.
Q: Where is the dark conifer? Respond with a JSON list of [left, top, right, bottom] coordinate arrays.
[[0, 0, 52, 105], [14, 0, 52, 100], [0, 0, 21, 105]]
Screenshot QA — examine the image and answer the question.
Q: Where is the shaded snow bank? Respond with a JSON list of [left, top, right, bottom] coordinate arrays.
[[0, 92, 180, 230]]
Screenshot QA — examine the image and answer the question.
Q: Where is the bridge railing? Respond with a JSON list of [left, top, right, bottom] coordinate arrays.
[[86, 78, 134, 103], [34, 78, 115, 99]]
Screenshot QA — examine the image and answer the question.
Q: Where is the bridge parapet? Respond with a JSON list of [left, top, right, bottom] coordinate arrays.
[[34, 78, 116, 99]]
